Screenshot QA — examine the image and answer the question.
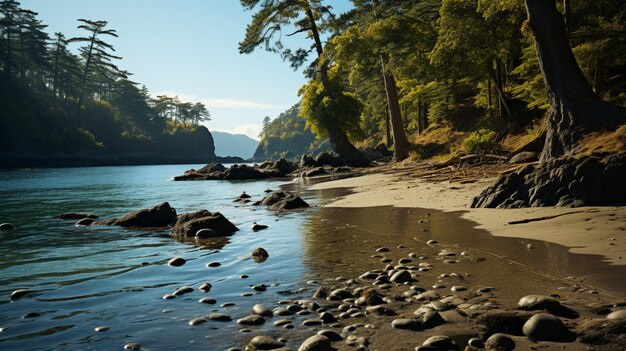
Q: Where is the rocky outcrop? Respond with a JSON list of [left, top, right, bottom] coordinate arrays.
[[59, 213, 99, 220], [171, 210, 239, 240], [173, 159, 297, 181], [254, 191, 309, 211], [106, 202, 177, 227], [470, 152, 626, 208]]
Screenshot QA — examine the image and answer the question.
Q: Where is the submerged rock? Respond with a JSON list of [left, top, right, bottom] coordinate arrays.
[[75, 218, 95, 226], [167, 257, 186, 267], [172, 210, 238, 240], [254, 191, 309, 211], [109, 202, 177, 228], [0, 223, 15, 230], [59, 213, 98, 220], [251, 247, 269, 263], [10, 289, 31, 301]]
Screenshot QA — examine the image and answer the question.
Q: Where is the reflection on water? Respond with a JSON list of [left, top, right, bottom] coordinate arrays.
[[0, 166, 623, 350]]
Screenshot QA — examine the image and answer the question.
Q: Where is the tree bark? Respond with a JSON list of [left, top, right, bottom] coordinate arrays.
[[381, 58, 410, 161], [385, 104, 392, 146], [525, 0, 626, 163]]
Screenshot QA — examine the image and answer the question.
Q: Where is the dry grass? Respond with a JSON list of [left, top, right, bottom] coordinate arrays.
[[500, 120, 544, 152], [579, 124, 626, 155]]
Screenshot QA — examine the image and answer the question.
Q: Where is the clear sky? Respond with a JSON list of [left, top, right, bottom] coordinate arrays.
[[21, 0, 352, 140]]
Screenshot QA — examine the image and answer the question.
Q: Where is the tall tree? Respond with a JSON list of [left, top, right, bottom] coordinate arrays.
[[239, 0, 368, 165], [524, 0, 626, 162], [0, 0, 20, 77], [71, 19, 121, 117]]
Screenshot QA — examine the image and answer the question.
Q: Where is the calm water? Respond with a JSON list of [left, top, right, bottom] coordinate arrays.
[[0, 165, 624, 351]]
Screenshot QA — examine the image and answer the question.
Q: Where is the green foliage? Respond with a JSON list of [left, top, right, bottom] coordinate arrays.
[[463, 129, 498, 154]]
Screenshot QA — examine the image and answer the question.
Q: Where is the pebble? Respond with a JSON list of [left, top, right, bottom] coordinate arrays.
[[251, 304, 273, 317], [273, 307, 291, 316], [251, 223, 268, 231], [399, 258, 413, 264], [252, 284, 267, 292], [221, 302, 235, 307], [302, 319, 322, 326], [206, 262, 221, 268], [173, 286, 193, 296], [390, 270, 413, 283], [199, 282, 212, 292], [0, 223, 16, 230], [237, 315, 265, 325], [328, 288, 353, 301], [240, 274, 249, 279], [274, 319, 292, 326], [422, 335, 457, 350], [162, 293, 175, 299], [391, 318, 420, 330], [198, 297, 216, 304], [124, 343, 141, 351], [247, 335, 284, 350], [251, 247, 269, 262], [208, 313, 232, 322], [450, 286, 467, 292], [168, 257, 186, 267], [319, 312, 337, 323], [189, 317, 208, 326], [427, 240, 438, 245], [517, 295, 561, 311], [75, 218, 94, 226], [485, 333, 515, 351], [468, 337, 484, 349], [376, 247, 390, 252], [298, 334, 331, 351], [607, 309, 626, 320], [10, 289, 31, 301], [94, 326, 109, 332], [317, 329, 342, 341], [522, 313, 570, 341]]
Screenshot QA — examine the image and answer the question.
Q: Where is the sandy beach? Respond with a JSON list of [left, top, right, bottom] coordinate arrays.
[[311, 170, 626, 266]]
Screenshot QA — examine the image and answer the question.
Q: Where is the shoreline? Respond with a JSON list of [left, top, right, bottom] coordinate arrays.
[[310, 170, 626, 267]]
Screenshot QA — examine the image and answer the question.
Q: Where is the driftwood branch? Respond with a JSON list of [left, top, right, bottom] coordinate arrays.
[[508, 210, 585, 225]]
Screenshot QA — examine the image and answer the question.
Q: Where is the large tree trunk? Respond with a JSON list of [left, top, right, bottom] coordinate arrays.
[[381, 58, 410, 161], [525, 0, 626, 163]]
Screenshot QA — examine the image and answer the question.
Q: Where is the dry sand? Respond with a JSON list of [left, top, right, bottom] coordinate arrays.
[[311, 172, 626, 266]]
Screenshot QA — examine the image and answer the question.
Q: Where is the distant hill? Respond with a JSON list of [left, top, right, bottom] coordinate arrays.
[[211, 131, 259, 159]]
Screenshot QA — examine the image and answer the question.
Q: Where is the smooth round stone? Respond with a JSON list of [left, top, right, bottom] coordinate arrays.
[[199, 297, 216, 304], [247, 336, 285, 350], [237, 315, 265, 325], [517, 295, 561, 311], [75, 218, 94, 226], [239, 329, 252, 333], [422, 335, 457, 350], [391, 318, 420, 330], [468, 337, 484, 348], [399, 258, 413, 264], [173, 286, 193, 296], [287, 304, 303, 313], [359, 272, 379, 280], [409, 253, 417, 258], [252, 284, 267, 292], [251, 247, 269, 262], [302, 319, 323, 326], [427, 240, 438, 245], [251, 223, 269, 231], [607, 309, 626, 320], [297, 310, 312, 316], [124, 343, 141, 351], [162, 293, 176, 300], [10, 289, 31, 301], [351, 312, 365, 318], [376, 247, 390, 253], [199, 282, 212, 292], [443, 259, 458, 264], [328, 289, 353, 301], [206, 261, 221, 268], [319, 312, 337, 324], [523, 313, 570, 341], [390, 270, 413, 284], [427, 301, 451, 311], [485, 333, 515, 351], [251, 304, 273, 317], [189, 317, 207, 326], [438, 250, 456, 256], [451, 286, 467, 292], [283, 324, 294, 329], [298, 334, 331, 351], [317, 329, 342, 341], [23, 312, 40, 318], [221, 302, 235, 307], [0, 223, 16, 230], [94, 326, 109, 332], [209, 313, 232, 322], [274, 319, 292, 326], [273, 307, 291, 316], [168, 257, 186, 267], [240, 274, 249, 279]]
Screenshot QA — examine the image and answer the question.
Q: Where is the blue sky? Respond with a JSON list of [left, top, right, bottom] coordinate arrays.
[[21, 0, 352, 140]]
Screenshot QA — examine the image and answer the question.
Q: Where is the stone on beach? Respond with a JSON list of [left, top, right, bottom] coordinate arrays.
[[172, 209, 239, 240], [167, 257, 186, 267], [255, 190, 309, 211], [209, 313, 232, 322], [252, 304, 273, 317], [298, 334, 331, 351], [485, 333, 515, 351], [522, 313, 571, 341], [111, 202, 177, 227], [237, 315, 265, 325], [246, 335, 285, 350]]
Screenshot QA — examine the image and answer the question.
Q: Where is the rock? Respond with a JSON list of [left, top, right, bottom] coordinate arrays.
[[162, 293, 175, 299], [317, 329, 342, 341], [477, 310, 534, 336], [199, 297, 216, 304], [517, 295, 560, 311], [252, 304, 273, 317], [209, 313, 232, 322], [189, 317, 208, 326], [111, 202, 177, 227], [319, 312, 337, 324], [195, 228, 223, 239], [298, 334, 331, 351], [301, 154, 316, 168], [237, 315, 265, 325], [315, 152, 345, 167], [124, 343, 141, 351], [375, 143, 393, 157], [422, 335, 457, 350], [313, 287, 328, 299], [467, 337, 484, 349], [173, 286, 193, 296], [607, 309, 626, 320], [303, 167, 328, 177], [239, 192, 251, 199], [59, 213, 98, 220], [10, 289, 31, 301], [0, 223, 15, 230], [485, 333, 515, 351], [522, 313, 571, 341], [206, 261, 221, 267], [251, 247, 269, 263], [302, 319, 322, 326], [255, 191, 309, 211], [172, 210, 239, 240], [75, 218, 95, 226], [199, 282, 212, 292], [94, 326, 109, 332], [167, 257, 186, 267], [246, 335, 285, 350], [252, 223, 268, 231], [509, 151, 538, 164], [391, 318, 421, 330], [414, 307, 446, 329], [390, 270, 413, 283], [328, 289, 353, 301]]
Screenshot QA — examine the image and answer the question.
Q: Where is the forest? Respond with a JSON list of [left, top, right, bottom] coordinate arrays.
[[251, 0, 625, 164], [0, 0, 220, 167]]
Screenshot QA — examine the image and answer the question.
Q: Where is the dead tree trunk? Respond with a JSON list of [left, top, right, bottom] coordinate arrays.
[[381, 58, 410, 161], [525, 0, 626, 163]]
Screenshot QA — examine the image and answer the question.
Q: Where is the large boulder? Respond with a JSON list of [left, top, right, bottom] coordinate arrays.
[[255, 191, 309, 211], [315, 152, 345, 167], [171, 210, 239, 240], [300, 154, 316, 168], [110, 202, 177, 228]]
